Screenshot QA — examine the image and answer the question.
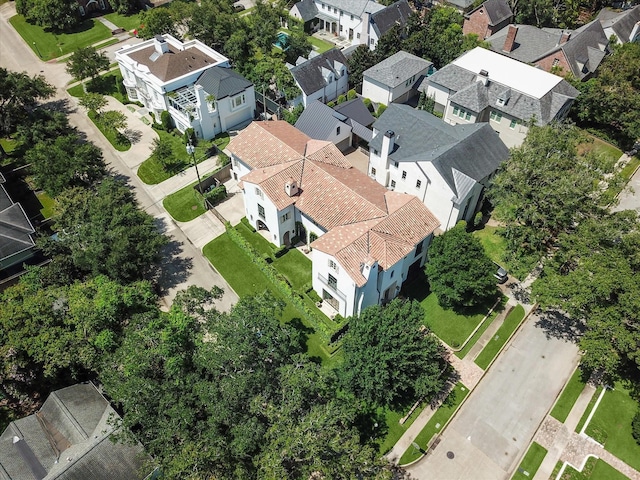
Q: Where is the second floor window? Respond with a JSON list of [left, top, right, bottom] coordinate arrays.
[[231, 93, 246, 110], [416, 179, 422, 189], [258, 204, 265, 219], [402, 170, 407, 180], [391, 180, 396, 189], [328, 273, 337, 290]]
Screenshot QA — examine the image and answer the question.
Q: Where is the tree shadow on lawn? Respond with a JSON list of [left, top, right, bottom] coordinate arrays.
[[286, 317, 322, 362], [534, 308, 585, 343], [154, 237, 194, 297]]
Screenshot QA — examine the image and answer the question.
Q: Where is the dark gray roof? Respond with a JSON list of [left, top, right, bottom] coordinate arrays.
[[0, 383, 154, 480], [427, 63, 579, 124], [466, 0, 513, 25], [556, 20, 608, 79], [291, 0, 318, 22], [289, 49, 348, 96], [363, 51, 432, 88], [196, 66, 252, 100], [321, 0, 385, 17], [370, 0, 412, 38], [597, 5, 640, 43], [334, 98, 376, 127], [442, 0, 476, 9], [487, 25, 561, 62], [295, 100, 347, 139], [370, 104, 509, 197], [0, 182, 35, 264]]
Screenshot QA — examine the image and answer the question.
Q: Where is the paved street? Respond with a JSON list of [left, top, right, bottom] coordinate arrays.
[[0, 4, 238, 311], [407, 311, 580, 480]]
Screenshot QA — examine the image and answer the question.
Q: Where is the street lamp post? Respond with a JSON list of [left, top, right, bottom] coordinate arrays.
[[186, 140, 203, 195]]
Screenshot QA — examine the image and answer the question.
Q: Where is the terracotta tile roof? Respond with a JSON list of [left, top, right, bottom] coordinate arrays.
[[227, 121, 309, 169], [305, 141, 353, 168], [128, 45, 216, 82], [312, 195, 439, 286]]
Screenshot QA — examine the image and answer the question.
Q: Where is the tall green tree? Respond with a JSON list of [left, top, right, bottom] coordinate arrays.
[[347, 45, 377, 91], [425, 222, 497, 309], [138, 7, 179, 39], [16, 0, 80, 31], [66, 46, 109, 91], [186, 0, 238, 53], [0, 68, 55, 135], [532, 211, 640, 380], [487, 124, 617, 275], [571, 42, 640, 148], [340, 299, 446, 408], [15, 109, 71, 148], [25, 133, 107, 196], [45, 177, 167, 283]]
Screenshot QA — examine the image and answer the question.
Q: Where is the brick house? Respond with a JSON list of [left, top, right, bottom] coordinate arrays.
[[462, 0, 513, 39]]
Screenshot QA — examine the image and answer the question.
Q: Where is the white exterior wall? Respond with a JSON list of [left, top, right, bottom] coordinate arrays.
[[312, 249, 358, 317], [244, 184, 281, 244], [313, 1, 366, 46], [362, 76, 392, 105], [298, 211, 326, 244], [426, 83, 452, 112]]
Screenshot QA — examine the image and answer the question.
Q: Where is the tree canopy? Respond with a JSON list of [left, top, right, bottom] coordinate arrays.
[[425, 222, 497, 309], [16, 0, 80, 31], [487, 123, 618, 275], [339, 299, 446, 408], [65, 46, 110, 86], [0, 68, 55, 136]]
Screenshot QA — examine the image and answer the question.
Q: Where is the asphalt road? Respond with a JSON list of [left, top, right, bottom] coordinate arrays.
[[407, 311, 580, 480], [0, 4, 238, 311]]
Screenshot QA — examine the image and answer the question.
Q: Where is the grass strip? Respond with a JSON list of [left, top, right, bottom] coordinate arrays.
[[88, 110, 130, 151], [575, 385, 603, 433], [398, 383, 469, 465], [559, 457, 630, 480], [511, 442, 547, 480], [550, 367, 588, 423], [455, 296, 507, 359], [474, 304, 525, 370], [162, 174, 213, 222]]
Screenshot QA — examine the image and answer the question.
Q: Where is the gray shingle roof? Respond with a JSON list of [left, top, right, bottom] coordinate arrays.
[[487, 25, 561, 62], [555, 20, 608, 79], [442, 0, 475, 9], [363, 51, 432, 88], [370, 104, 509, 197], [0, 181, 35, 265], [334, 98, 376, 128], [295, 100, 346, 139], [466, 0, 513, 25], [291, 0, 318, 22], [322, 0, 385, 17], [370, 0, 412, 38], [196, 66, 252, 100], [289, 49, 348, 96], [597, 5, 640, 43], [427, 63, 579, 124], [0, 383, 154, 480]]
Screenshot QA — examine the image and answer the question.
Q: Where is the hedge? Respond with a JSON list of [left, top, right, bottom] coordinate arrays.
[[224, 223, 339, 340], [205, 184, 227, 206]]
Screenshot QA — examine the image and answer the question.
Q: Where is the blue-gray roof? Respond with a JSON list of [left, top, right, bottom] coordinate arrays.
[[370, 0, 412, 38], [295, 100, 346, 139], [363, 51, 432, 88], [289, 49, 348, 96], [291, 0, 318, 22], [333, 98, 376, 128], [196, 66, 252, 100], [370, 104, 509, 197]]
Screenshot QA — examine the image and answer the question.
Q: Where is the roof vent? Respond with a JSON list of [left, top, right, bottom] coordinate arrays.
[[285, 178, 299, 197]]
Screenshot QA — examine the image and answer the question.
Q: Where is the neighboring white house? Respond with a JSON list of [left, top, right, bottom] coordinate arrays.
[[289, 0, 412, 50], [423, 46, 579, 147], [227, 120, 440, 317], [362, 51, 433, 106], [115, 34, 255, 139], [368, 104, 510, 231], [288, 49, 349, 108]]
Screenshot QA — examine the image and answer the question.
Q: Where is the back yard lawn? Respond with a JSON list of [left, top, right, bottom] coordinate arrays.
[[10, 15, 111, 60]]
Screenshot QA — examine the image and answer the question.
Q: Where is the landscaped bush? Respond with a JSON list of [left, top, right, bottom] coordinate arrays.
[[632, 408, 640, 444], [218, 151, 230, 166], [204, 184, 226, 206], [363, 98, 373, 111], [337, 94, 346, 104], [274, 246, 288, 258], [330, 322, 349, 344], [376, 104, 387, 118], [327, 101, 336, 108], [160, 110, 172, 131], [307, 289, 321, 303], [309, 231, 318, 243], [241, 217, 256, 232], [347, 89, 357, 100]]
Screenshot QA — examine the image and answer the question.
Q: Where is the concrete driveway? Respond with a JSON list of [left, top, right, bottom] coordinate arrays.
[[407, 311, 580, 480]]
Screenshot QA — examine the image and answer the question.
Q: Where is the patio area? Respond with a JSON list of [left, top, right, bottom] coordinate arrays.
[[312, 30, 352, 50]]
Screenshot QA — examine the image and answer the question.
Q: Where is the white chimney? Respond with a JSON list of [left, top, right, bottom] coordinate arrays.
[[476, 69, 489, 86], [382, 130, 395, 155], [154, 35, 170, 55], [284, 178, 299, 197]]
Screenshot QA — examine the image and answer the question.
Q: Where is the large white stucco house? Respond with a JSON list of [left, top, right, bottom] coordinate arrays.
[[227, 120, 440, 317], [368, 104, 510, 231], [422, 46, 579, 148], [115, 34, 255, 139], [289, 0, 412, 50]]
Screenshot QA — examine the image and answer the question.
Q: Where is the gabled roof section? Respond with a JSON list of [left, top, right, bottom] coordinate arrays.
[[321, 0, 385, 17], [597, 5, 640, 43], [196, 66, 252, 100], [370, 0, 413, 38], [466, 0, 513, 25], [289, 49, 348, 96], [363, 51, 433, 88], [370, 104, 509, 197], [333, 98, 376, 127], [0, 182, 35, 264], [295, 100, 347, 140], [0, 383, 153, 480], [553, 20, 609, 79], [291, 0, 318, 22], [227, 120, 309, 169], [312, 193, 439, 286], [486, 24, 562, 63]]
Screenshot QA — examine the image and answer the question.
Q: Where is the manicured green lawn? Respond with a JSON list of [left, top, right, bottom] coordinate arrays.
[[88, 110, 130, 151], [575, 386, 603, 433], [0, 138, 17, 154], [137, 130, 212, 185], [454, 296, 507, 359], [511, 442, 547, 480], [398, 383, 469, 465], [578, 134, 623, 163], [308, 35, 335, 53], [36, 191, 56, 219], [402, 274, 501, 349], [162, 177, 209, 222], [203, 233, 335, 365], [377, 400, 431, 456], [10, 15, 111, 61], [474, 304, 525, 370], [559, 457, 630, 480], [213, 132, 230, 151], [473, 225, 508, 268], [550, 367, 588, 423], [585, 383, 640, 471], [67, 69, 128, 104], [103, 12, 142, 31], [273, 249, 312, 290], [236, 221, 275, 257]]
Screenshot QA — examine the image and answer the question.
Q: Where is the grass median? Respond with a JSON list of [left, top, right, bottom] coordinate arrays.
[[474, 304, 525, 370], [550, 367, 589, 423], [511, 442, 547, 480]]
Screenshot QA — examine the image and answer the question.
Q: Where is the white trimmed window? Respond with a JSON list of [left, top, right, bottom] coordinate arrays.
[[328, 259, 339, 272], [510, 119, 517, 129], [258, 204, 265, 219], [255, 187, 264, 199], [231, 93, 246, 110], [490, 110, 503, 122]]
